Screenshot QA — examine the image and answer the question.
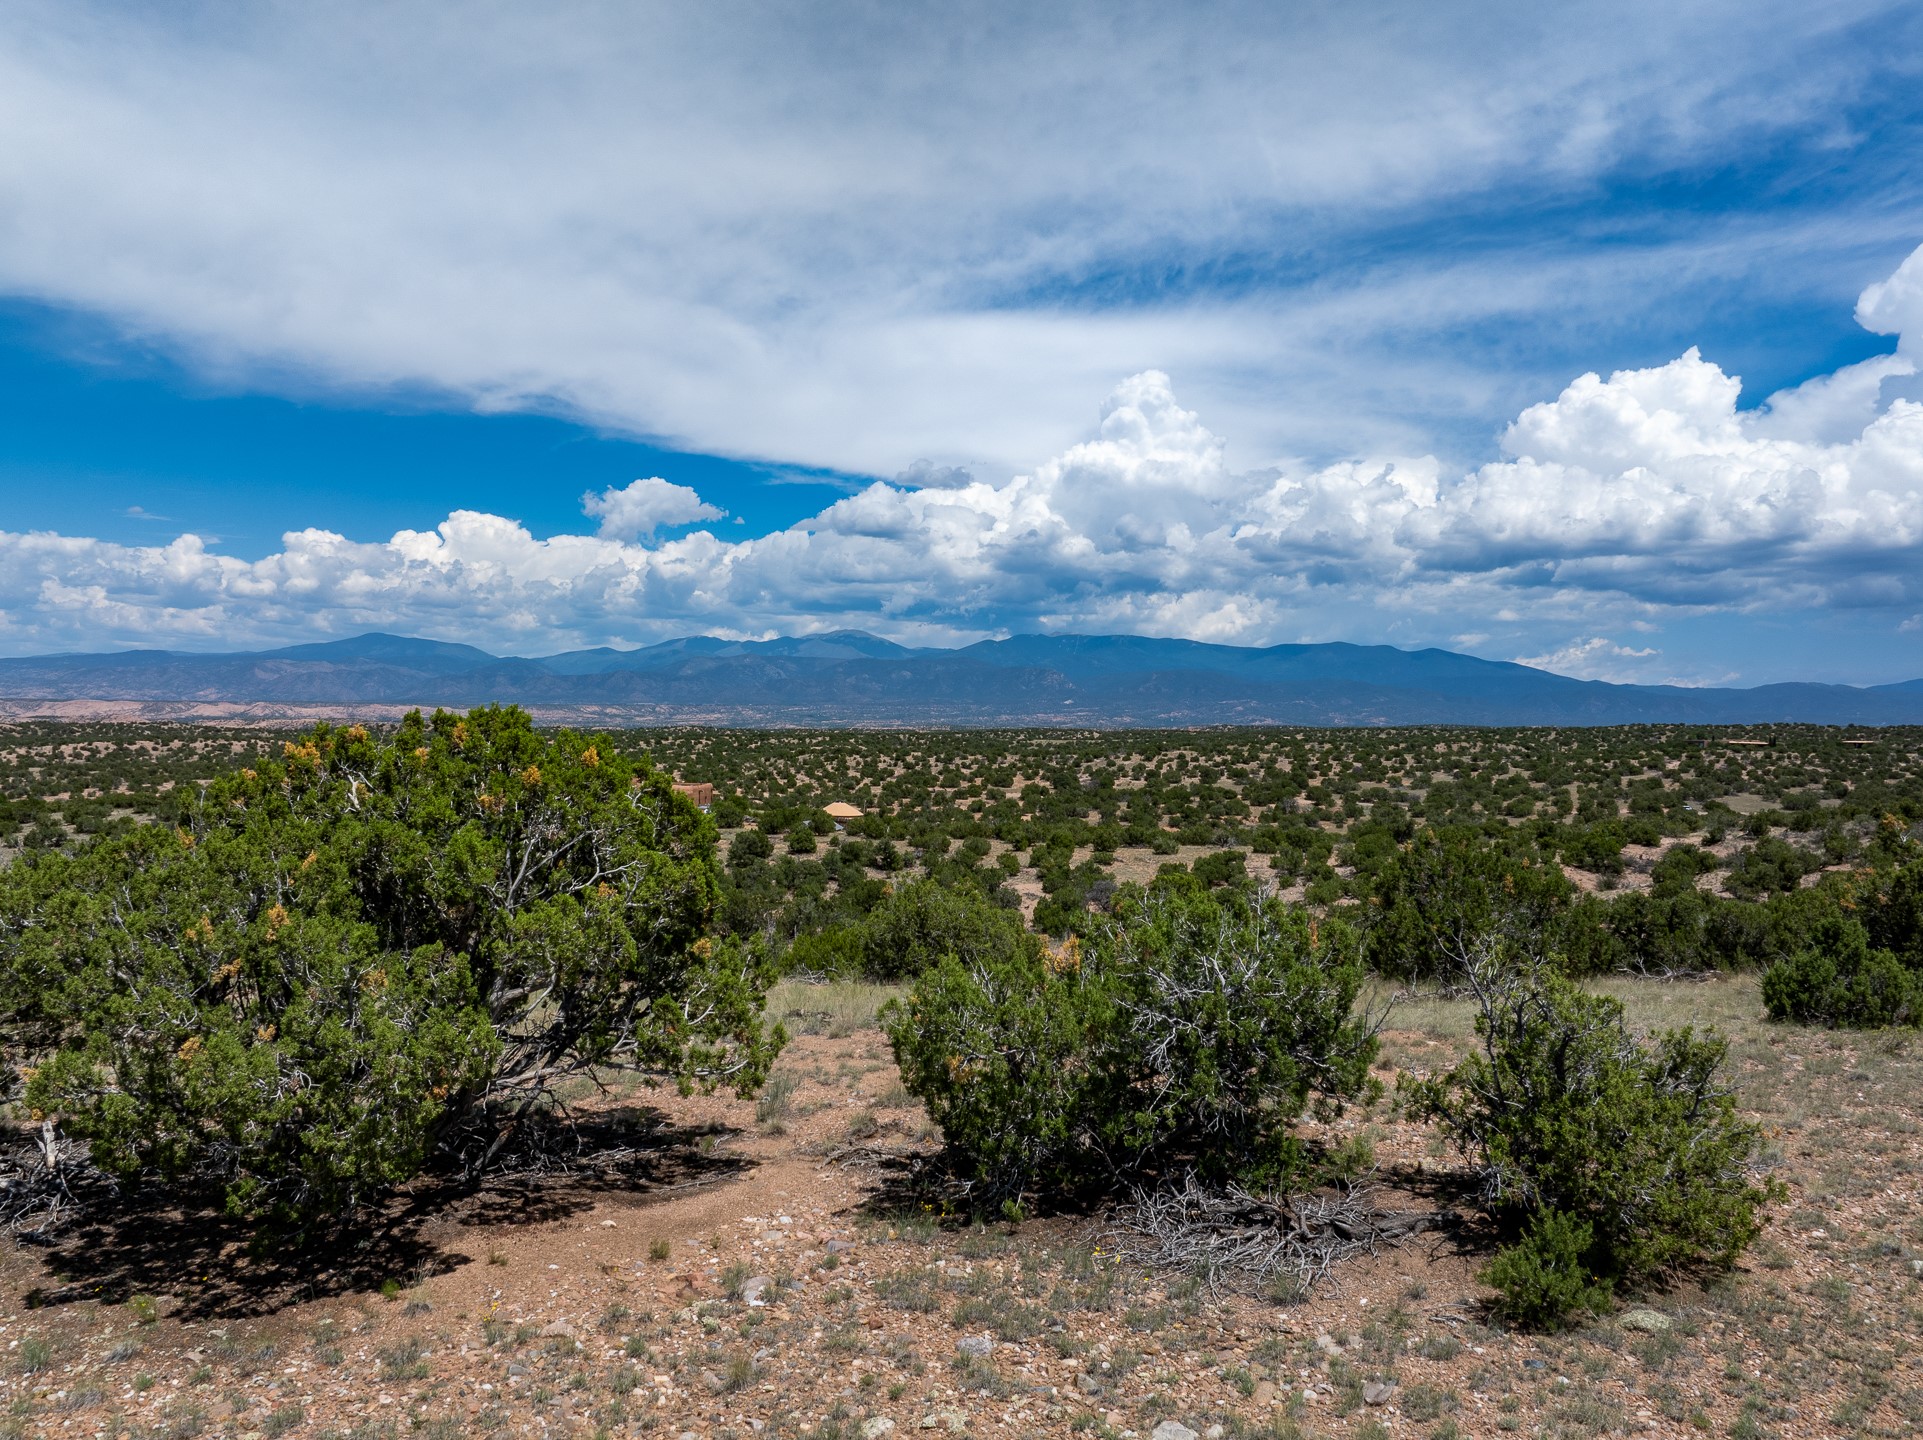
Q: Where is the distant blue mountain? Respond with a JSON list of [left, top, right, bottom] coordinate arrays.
[[0, 631, 1918, 726], [540, 630, 918, 674], [261, 632, 501, 674]]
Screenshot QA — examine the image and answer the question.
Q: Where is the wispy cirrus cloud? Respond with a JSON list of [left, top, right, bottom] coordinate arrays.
[[0, 1, 1918, 482]]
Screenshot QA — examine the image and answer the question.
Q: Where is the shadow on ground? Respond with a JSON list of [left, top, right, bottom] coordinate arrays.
[[18, 1107, 751, 1320]]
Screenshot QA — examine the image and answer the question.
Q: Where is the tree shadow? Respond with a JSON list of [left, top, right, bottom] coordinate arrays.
[[1375, 1158, 1494, 1263], [17, 1106, 751, 1320]]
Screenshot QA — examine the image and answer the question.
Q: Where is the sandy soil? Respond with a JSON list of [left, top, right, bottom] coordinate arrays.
[[1, 977, 1920, 1440]]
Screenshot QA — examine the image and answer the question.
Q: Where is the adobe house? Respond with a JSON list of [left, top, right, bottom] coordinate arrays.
[[672, 781, 714, 810], [822, 801, 863, 830]]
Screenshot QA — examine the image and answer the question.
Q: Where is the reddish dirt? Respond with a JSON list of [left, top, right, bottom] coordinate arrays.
[[0, 1006, 1918, 1440]]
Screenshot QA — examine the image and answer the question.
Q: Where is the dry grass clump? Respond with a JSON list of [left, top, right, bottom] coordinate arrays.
[[767, 979, 903, 1037]]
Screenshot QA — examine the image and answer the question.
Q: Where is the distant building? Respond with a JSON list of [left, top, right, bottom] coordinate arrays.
[[673, 782, 714, 811], [823, 801, 863, 829]]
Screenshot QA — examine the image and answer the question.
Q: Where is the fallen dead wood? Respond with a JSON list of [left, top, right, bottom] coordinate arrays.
[[1105, 1174, 1443, 1296], [0, 1120, 111, 1240]]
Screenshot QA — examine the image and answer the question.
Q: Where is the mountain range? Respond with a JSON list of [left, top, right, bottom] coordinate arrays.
[[0, 631, 1920, 727]]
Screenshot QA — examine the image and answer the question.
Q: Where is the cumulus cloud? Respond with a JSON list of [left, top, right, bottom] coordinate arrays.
[[582, 478, 726, 539], [7, 244, 1923, 681]]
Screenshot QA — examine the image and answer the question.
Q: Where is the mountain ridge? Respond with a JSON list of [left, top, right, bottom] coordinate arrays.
[[0, 632, 1918, 727]]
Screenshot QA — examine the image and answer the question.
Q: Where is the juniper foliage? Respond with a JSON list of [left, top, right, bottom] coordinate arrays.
[[0, 706, 782, 1225]]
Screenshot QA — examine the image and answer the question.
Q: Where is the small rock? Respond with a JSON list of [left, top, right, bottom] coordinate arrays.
[[861, 1419, 897, 1440], [1523, 1358, 1547, 1371], [748, 1424, 766, 1435], [539, 1319, 575, 1338], [506, 1362, 531, 1377], [679, 1432, 701, 1440], [827, 1239, 856, 1254], [1313, 1332, 1343, 1356], [1909, 1258, 1923, 1278], [957, 1334, 995, 1360], [1204, 1427, 1224, 1440], [1300, 1388, 1323, 1404], [739, 1275, 773, 1306], [1150, 1423, 1197, 1440], [1251, 1380, 1278, 1407], [1362, 1381, 1395, 1406], [1076, 1373, 1102, 1396], [701, 1369, 726, 1393], [1620, 1309, 1671, 1334]]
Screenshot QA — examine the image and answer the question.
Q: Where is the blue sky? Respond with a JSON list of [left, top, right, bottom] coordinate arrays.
[[2, 1, 1923, 684], [0, 301, 857, 555]]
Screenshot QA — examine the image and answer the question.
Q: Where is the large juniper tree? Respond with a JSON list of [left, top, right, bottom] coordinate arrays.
[[0, 706, 782, 1226]]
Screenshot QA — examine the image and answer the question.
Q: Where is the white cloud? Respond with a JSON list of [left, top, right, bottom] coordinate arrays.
[[1513, 637, 1661, 684], [582, 478, 726, 539], [6, 244, 1923, 682], [0, 3, 1916, 479]]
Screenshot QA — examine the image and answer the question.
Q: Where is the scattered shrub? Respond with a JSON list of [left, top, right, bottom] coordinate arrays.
[[886, 887, 1380, 1203], [783, 925, 865, 978], [1190, 849, 1248, 889], [1409, 955, 1777, 1328], [1762, 913, 1920, 1027], [1861, 855, 1923, 966], [1725, 836, 1820, 899], [1480, 1209, 1613, 1330], [1649, 844, 1716, 898], [728, 828, 775, 867], [860, 878, 1038, 981], [1369, 828, 1575, 980]]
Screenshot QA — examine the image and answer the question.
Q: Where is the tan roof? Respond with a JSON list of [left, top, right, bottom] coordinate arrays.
[[823, 801, 864, 819]]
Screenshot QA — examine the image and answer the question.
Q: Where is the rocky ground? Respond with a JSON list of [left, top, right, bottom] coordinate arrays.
[[0, 974, 1919, 1440]]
